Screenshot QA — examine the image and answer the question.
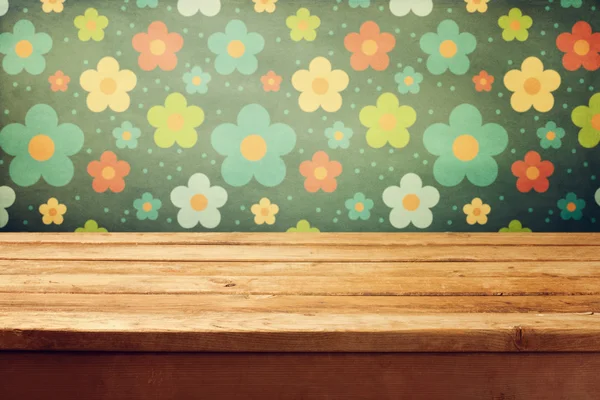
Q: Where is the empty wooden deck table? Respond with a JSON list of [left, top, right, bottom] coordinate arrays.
[[1, 233, 600, 399]]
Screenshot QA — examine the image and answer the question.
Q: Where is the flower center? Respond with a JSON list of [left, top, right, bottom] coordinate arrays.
[[298, 20, 309, 31], [473, 208, 481, 216], [28, 134, 55, 162], [150, 39, 166, 56], [524, 77, 541, 95], [167, 114, 185, 131], [439, 40, 457, 58], [526, 166, 540, 180], [227, 40, 245, 58], [567, 202, 577, 212], [240, 134, 267, 161], [361, 39, 379, 56], [86, 20, 97, 31], [100, 78, 117, 95], [402, 194, 420, 211], [268, 78, 275, 85], [354, 202, 365, 212], [143, 202, 153, 212], [510, 20, 521, 31], [591, 114, 600, 131], [453, 135, 479, 162], [473, 0, 481, 4], [15, 40, 33, 58], [480, 78, 488, 86], [192, 76, 202, 85], [312, 78, 329, 95], [55, 78, 64, 86], [261, 207, 270, 216], [334, 131, 344, 140], [314, 166, 328, 180], [102, 166, 116, 180], [379, 114, 397, 131], [404, 76, 414, 86], [573, 39, 590, 56], [121, 131, 131, 140], [49, 208, 57, 216], [190, 194, 208, 212], [545, 131, 556, 140]]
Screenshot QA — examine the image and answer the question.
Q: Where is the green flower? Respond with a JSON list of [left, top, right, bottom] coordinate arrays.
[[208, 20, 264, 75], [498, 8, 532, 42], [148, 93, 204, 149], [345, 193, 374, 221], [420, 19, 476, 75], [75, 220, 108, 233], [558, 192, 585, 221], [423, 104, 508, 187], [359, 93, 417, 149], [286, 8, 320, 42], [499, 220, 532, 233], [0, 20, 52, 75], [536, 121, 565, 149], [349, 0, 370, 8], [287, 220, 320, 232], [133, 192, 162, 221], [0, 104, 84, 187], [325, 121, 353, 149], [572, 93, 600, 148], [113, 121, 141, 149], [137, 0, 159, 8], [395, 66, 423, 94], [560, 0, 582, 8], [74, 8, 109, 42]]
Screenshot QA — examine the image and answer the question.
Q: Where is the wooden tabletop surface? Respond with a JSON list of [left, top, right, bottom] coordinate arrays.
[[1, 233, 599, 353]]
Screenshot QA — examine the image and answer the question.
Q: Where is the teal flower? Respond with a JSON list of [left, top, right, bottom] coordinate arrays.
[[212, 104, 296, 187], [137, 0, 159, 8], [133, 192, 162, 221], [0, 20, 52, 75], [345, 192, 374, 221], [0, 104, 84, 187], [395, 66, 423, 94], [536, 121, 565, 149], [208, 20, 264, 75], [420, 19, 476, 75], [325, 121, 353, 149], [113, 121, 141, 149], [558, 192, 585, 220], [560, 0, 582, 8], [349, 0, 370, 8], [423, 104, 508, 187], [183, 66, 211, 94]]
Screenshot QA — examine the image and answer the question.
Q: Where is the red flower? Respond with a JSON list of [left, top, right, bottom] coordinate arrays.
[[299, 151, 342, 193], [48, 70, 70, 92], [132, 21, 183, 71], [344, 21, 395, 71], [472, 70, 494, 92], [556, 21, 600, 71], [261, 70, 282, 92], [87, 151, 131, 193], [511, 151, 554, 193]]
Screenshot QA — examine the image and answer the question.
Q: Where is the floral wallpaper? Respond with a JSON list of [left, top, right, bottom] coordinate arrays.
[[0, 0, 599, 233]]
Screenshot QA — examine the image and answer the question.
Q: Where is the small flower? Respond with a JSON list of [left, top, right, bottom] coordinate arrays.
[[383, 173, 440, 229], [499, 220, 531, 233], [420, 19, 476, 76], [0, 186, 16, 229], [48, 70, 70, 92], [345, 192, 374, 221], [465, 0, 489, 13], [132, 21, 183, 71], [80, 57, 137, 113], [556, 21, 600, 72], [87, 151, 131, 193], [504, 57, 560, 113], [183, 66, 211, 94], [208, 20, 264, 75], [595, 188, 600, 207], [170, 173, 228, 229], [251, 198, 279, 225], [536, 121, 565, 149], [148, 93, 204, 149], [39, 197, 67, 225], [344, 21, 396, 71], [395, 66, 423, 94], [463, 198, 490, 225], [325, 121, 353, 149], [349, 0, 370, 8], [75, 220, 108, 233], [557, 192, 585, 220], [287, 219, 320, 232], [292, 57, 349, 113], [300, 151, 342, 193], [498, 8, 532, 42], [261, 70, 282, 92], [472, 70, 494, 92], [137, 0, 159, 8], [0, 20, 52, 75], [390, 0, 433, 16], [286, 8, 320, 42], [511, 151, 554, 193], [113, 121, 142, 149], [572, 93, 600, 149], [253, 0, 277, 13], [41, 0, 65, 13], [360, 93, 417, 149], [177, 0, 221, 16], [560, 0, 582, 8], [133, 192, 162, 221], [74, 8, 109, 42]]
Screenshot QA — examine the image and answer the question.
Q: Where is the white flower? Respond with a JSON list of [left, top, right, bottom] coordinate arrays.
[[0, 186, 16, 228], [0, 0, 8, 17], [383, 173, 439, 229], [171, 173, 227, 229], [595, 188, 600, 207], [389, 0, 433, 16], [177, 0, 221, 17]]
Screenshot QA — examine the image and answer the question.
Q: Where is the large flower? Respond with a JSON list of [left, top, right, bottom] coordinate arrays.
[[558, 192, 585, 221], [87, 151, 130, 193], [0, 186, 16, 229], [536, 121, 565, 149], [75, 220, 108, 233], [383, 173, 440, 229], [287, 220, 320, 233], [395, 66, 423, 94], [292, 57, 349, 113], [49, 70, 70, 92], [498, 8, 532, 42], [253, 0, 277, 13], [504, 57, 560, 113], [177, 0, 221, 16], [344, 21, 395, 71], [345, 192, 374, 221], [360, 93, 416, 149], [0, 104, 84, 187], [473, 70, 494, 92], [212, 104, 296, 187], [557, 22, 600, 72], [286, 8, 320, 42], [171, 173, 227, 229], [463, 198, 490, 225], [113, 121, 142, 150], [420, 19, 476, 75], [74, 8, 108, 42], [132, 21, 183, 71], [423, 104, 508, 187], [80, 57, 137, 113], [251, 198, 279, 225], [325, 121, 353, 149], [148, 93, 204, 149], [389, 0, 433, 16], [511, 151, 554, 193], [183, 66, 211, 94], [39, 197, 67, 225], [499, 220, 531, 233], [299, 151, 342, 193], [465, 0, 489, 13], [0, 0, 7, 16], [208, 20, 264, 75], [572, 93, 600, 148], [0, 20, 52, 75], [133, 192, 162, 221]]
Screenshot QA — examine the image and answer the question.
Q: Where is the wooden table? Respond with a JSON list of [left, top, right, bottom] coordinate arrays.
[[1, 233, 600, 399]]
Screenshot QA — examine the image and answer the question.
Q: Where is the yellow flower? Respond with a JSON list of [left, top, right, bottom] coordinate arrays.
[[39, 197, 67, 225], [291, 57, 349, 113], [41, 0, 65, 13], [253, 0, 277, 13], [463, 198, 491, 225], [465, 0, 489, 13], [504, 57, 561, 113], [251, 198, 279, 225], [80, 57, 137, 113]]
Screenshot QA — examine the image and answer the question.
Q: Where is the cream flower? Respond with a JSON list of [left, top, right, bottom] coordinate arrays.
[[503, 57, 561, 113], [251, 197, 279, 225], [465, 0, 489, 13], [80, 57, 137, 113], [291, 57, 349, 113], [253, 0, 277, 13], [463, 197, 491, 225], [41, 0, 65, 13]]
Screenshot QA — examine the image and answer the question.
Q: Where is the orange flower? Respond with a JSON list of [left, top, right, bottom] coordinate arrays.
[[299, 151, 342, 193], [344, 21, 395, 71], [473, 70, 494, 92], [87, 151, 131, 193], [261, 70, 282, 92], [132, 21, 183, 71], [48, 70, 70, 92]]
